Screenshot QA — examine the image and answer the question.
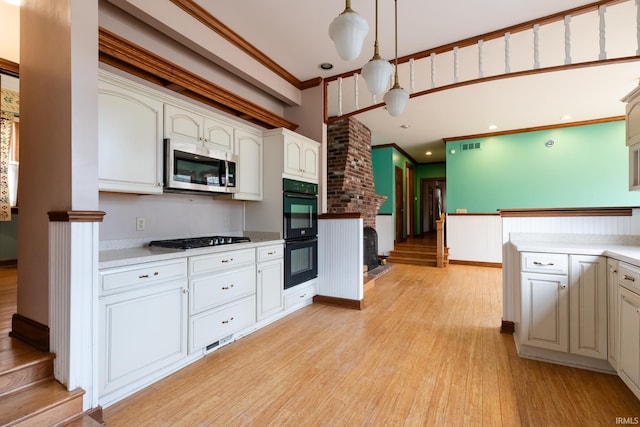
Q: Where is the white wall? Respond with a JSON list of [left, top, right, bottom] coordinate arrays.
[[99, 192, 244, 244]]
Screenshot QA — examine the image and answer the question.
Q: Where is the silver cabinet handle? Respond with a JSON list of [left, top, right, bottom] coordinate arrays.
[[533, 261, 554, 266], [560, 284, 568, 289], [221, 258, 233, 263], [222, 317, 234, 324], [300, 293, 307, 298], [138, 272, 159, 279], [624, 275, 636, 282], [267, 251, 276, 255], [182, 289, 189, 294], [221, 284, 235, 290]]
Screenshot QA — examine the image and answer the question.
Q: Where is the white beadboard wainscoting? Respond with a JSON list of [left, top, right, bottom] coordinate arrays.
[[49, 219, 101, 411], [318, 217, 363, 301], [446, 214, 502, 264], [501, 209, 640, 323], [375, 214, 394, 257]]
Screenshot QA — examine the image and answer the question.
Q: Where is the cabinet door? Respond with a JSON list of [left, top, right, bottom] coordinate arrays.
[[98, 81, 163, 194], [233, 129, 263, 201], [283, 137, 304, 177], [203, 117, 234, 152], [630, 142, 640, 191], [164, 104, 203, 145], [301, 142, 319, 182], [257, 259, 284, 320], [99, 280, 188, 395], [618, 287, 640, 399], [521, 272, 569, 352], [608, 258, 619, 369], [569, 255, 607, 359]]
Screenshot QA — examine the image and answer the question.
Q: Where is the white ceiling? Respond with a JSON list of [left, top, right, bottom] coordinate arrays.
[[194, 0, 640, 163]]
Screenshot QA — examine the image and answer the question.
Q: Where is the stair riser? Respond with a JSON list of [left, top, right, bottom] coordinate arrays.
[[11, 392, 84, 427], [0, 362, 53, 398]]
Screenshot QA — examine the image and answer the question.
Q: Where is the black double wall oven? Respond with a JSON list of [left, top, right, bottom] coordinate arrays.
[[283, 178, 318, 289]]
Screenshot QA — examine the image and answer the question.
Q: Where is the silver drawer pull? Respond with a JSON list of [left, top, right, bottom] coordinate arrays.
[[138, 272, 159, 279], [624, 275, 636, 282], [300, 293, 307, 298], [221, 284, 235, 290], [222, 317, 234, 324], [533, 261, 554, 266], [560, 283, 567, 289], [221, 258, 233, 263], [267, 251, 276, 255]]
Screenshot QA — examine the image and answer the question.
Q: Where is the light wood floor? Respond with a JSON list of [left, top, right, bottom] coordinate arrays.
[[101, 264, 640, 426]]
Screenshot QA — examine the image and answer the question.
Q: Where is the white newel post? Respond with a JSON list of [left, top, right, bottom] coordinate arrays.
[[49, 211, 104, 410]]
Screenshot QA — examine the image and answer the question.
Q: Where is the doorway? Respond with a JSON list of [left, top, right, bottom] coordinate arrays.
[[395, 166, 404, 242], [420, 178, 446, 234], [405, 163, 414, 237]]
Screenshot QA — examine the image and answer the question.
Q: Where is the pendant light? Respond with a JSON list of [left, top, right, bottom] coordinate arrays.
[[361, 0, 393, 95], [383, 0, 409, 116], [329, 0, 369, 61]]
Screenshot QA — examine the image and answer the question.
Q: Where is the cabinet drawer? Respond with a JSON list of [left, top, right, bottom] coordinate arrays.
[[189, 249, 255, 276], [190, 265, 256, 314], [521, 252, 568, 275], [100, 258, 188, 295], [189, 296, 256, 353], [284, 281, 316, 309], [619, 262, 640, 294], [257, 244, 283, 262]]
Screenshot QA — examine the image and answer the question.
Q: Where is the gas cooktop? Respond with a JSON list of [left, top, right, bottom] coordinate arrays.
[[148, 236, 251, 250]]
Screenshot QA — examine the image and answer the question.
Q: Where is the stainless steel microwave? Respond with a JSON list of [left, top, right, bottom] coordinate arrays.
[[164, 138, 238, 194]]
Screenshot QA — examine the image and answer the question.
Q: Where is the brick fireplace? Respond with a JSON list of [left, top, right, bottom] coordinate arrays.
[[326, 117, 386, 228]]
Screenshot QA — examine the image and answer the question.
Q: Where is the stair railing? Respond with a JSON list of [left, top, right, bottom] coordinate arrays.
[[324, 0, 639, 123]]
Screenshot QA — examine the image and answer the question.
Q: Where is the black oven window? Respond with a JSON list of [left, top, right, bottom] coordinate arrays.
[[291, 204, 313, 229], [291, 246, 313, 275]]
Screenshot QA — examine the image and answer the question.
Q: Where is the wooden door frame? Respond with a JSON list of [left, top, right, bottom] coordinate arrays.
[[419, 177, 446, 235], [406, 163, 414, 237], [394, 166, 404, 243]]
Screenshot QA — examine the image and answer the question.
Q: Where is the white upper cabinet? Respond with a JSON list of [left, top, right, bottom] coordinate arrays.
[[264, 128, 320, 183], [233, 129, 263, 201], [623, 85, 640, 190], [164, 104, 234, 152], [98, 75, 164, 194]]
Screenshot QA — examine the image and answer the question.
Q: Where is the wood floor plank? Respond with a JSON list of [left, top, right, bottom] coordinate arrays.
[[0, 262, 629, 426]]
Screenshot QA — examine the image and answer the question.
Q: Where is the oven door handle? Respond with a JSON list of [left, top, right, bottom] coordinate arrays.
[[284, 192, 317, 199], [285, 237, 318, 246]]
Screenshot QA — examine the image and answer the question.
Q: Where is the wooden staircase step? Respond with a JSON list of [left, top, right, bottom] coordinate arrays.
[[0, 336, 55, 398], [387, 255, 438, 267], [0, 379, 85, 426]]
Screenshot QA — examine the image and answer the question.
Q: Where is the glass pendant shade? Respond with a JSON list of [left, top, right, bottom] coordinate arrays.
[[383, 85, 409, 117], [329, 4, 369, 61], [362, 58, 393, 95]]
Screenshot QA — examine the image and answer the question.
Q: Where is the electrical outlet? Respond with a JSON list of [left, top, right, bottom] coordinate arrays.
[[456, 208, 467, 214], [136, 217, 146, 231]]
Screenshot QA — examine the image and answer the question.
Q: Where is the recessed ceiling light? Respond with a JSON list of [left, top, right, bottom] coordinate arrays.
[[400, 124, 410, 129], [488, 124, 498, 130], [318, 63, 334, 70], [425, 151, 432, 156], [560, 115, 572, 121]]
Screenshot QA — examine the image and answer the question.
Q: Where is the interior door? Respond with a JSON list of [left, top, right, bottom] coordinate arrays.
[[395, 166, 404, 242], [406, 163, 414, 237]]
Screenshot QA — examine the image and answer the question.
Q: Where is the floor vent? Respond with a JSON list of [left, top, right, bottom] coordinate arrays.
[[461, 142, 481, 151]]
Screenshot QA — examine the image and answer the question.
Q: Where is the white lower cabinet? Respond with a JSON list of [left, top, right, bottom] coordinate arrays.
[[99, 261, 189, 396], [618, 261, 640, 399], [256, 244, 284, 320], [285, 279, 317, 310], [520, 252, 607, 361], [608, 258, 619, 370], [188, 249, 257, 353]]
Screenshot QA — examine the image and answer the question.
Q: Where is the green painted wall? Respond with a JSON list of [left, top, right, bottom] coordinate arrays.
[[445, 121, 640, 213], [372, 147, 394, 214]]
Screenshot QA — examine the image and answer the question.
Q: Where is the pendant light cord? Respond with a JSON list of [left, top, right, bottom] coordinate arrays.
[[393, 0, 400, 87]]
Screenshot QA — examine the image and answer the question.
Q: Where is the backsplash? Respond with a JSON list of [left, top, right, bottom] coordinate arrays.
[[99, 192, 245, 246]]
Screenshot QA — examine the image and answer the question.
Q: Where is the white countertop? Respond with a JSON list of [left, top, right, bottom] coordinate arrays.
[[510, 233, 640, 267], [99, 238, 284, 269]]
